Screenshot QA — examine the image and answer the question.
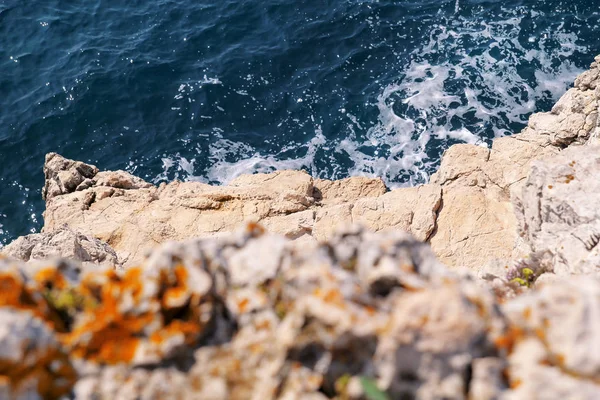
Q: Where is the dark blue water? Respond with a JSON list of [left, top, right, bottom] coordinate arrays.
[[1, 0, 599, 245]]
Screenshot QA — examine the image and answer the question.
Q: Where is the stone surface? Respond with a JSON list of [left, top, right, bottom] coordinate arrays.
[[501, 276, 600, 399], [1, 225, 599, 399], [0, 308, 76, 400], [2, 226, 120, 268], [513, 144, 600, 277], [313, 176, 387, 205], [39, 155, 442, 267]]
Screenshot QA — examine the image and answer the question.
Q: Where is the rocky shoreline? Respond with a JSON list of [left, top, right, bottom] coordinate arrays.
[[1, 56, 600, 399]]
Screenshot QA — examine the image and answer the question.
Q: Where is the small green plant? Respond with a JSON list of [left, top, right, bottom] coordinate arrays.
[[359, 377, 389, 400], [509, 267, 535, 287]]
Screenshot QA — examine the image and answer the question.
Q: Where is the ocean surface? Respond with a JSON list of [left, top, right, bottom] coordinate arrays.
[[1, 0, 599, 246]]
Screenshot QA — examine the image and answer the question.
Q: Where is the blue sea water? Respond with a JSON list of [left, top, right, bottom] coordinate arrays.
[[1, 0, 599, 245]]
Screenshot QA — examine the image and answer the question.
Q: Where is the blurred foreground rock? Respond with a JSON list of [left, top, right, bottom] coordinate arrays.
[[1, 225, 598, 399]]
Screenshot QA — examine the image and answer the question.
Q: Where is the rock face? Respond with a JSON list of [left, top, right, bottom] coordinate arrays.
[[2, 226, 120, 268], [29, 58, 600, 270], [1, 226, 599, 399], [513, 144, 600, 276]]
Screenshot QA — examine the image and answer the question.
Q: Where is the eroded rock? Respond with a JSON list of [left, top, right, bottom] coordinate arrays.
[[43, 153, 99, 201], [513, 144, 600, 276], [2, 226, 120, 268]]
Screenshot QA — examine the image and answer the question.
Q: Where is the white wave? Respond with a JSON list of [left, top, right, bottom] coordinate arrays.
[[336, 11, 586, 186], [154, 8, 588, 188], [209, 128, 327, 184]]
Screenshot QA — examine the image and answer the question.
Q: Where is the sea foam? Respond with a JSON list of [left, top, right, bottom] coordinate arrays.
[[154, 7, 587, 188]]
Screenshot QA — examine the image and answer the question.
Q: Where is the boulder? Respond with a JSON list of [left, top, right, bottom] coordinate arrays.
[[2, 226, 120, 268], [0, 226, 506, 399], [42, 152, 99, 200]]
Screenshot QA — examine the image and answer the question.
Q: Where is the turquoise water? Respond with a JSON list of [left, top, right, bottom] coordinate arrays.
[[1, 0, 599, 245]]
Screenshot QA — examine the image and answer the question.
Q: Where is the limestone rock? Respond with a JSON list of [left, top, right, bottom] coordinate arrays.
[[513, 144, 600, 276], [0, 226, 504, 399], [352, 184, 442, 242], [43, 153, 99, 200], [0, 308, 75, 399], [501, 276, 600, 398], [40, 156, 441, 267], [2, 224, 600, 399], [2, 226, 120, 268], [93, 170, 153, 190], [313, 176, 387, 205]]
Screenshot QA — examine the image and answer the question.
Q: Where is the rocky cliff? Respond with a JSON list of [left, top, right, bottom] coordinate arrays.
[[1, 56, 600, 399], [9, 56, 597, 271]]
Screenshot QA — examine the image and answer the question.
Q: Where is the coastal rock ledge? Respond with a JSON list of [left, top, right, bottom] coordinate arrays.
[[0, 56, 599, 399], [9, 56, 597, 270]]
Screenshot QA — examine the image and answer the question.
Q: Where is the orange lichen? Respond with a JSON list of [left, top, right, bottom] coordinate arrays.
[[510, 378, 522, 389], [161, 319, 203, 345], [400, 263, 415, 273], [565, 174, 575, 184], [364, 305, 377, 316], [63, 262, 212, 364], [0, 271, 66, 331], [249, 343, 264, 354], [0, 334, 76, 400], [494, 326, 525, 353], [65, 267, 156, 363], [323, 289, 344, 306], [254, 319, 272, 331], [237, 298, 250, 313], [34, 267, 67, 290], [0, 273, 30, 307], [96, 336, 141, 364], [161, 264, 191, 309], [245, 222, 266, 236], [534, 327, 546, 341]]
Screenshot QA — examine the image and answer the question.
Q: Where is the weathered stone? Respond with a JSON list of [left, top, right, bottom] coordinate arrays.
[[0, 308, 76, 399], [313, 176, 387, 205], [352, 184, 442, 242], [501, 276, 600, 398], [1, 222, 600, 399], [43, 153, 99, 200], [513, 144, 600, 276], [93, 170, 153, 190], [2, 226, 120, 268]]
